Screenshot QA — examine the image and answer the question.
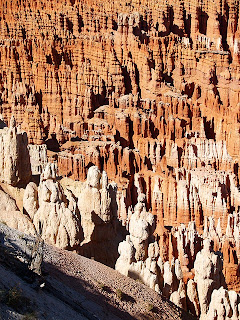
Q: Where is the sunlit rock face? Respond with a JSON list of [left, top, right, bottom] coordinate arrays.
[[23, 163, 82, 249], [2, 0, 240, 231], [0, 116, 31, 186], [1, 0, 240, 318]]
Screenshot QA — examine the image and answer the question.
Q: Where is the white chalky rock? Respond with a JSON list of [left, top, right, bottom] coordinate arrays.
[[78, 166, 113, 243], [115, 235, 135, 276], [187, 279, 200, 316], [194, 239, 223, 316], [24, 164, 80, 248], [23, 182, 39, 219], [129, 193, 154, 261], [228, 290, 240, 319], [0, 188, 35, 235], [0, 116, 31, 186], [206, 287, 233, 320]]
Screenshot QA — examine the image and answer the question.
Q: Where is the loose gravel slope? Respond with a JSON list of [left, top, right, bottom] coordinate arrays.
[[0, 223, 195, 320]]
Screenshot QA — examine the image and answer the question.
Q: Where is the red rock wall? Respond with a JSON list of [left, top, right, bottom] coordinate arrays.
[[1, 0, 240, 291]]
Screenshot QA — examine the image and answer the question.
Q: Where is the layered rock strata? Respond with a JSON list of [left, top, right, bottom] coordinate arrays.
[[1, 0, 240, 318]]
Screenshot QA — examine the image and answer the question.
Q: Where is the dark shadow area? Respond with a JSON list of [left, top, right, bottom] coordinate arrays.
[[128, 270, 142, 281], [130, 180, 139, 209], [35, 90, 43, 112], [134, 63, 141, 98], [203, 117, 215, 140], [162, 72, 173, 86], [114, 130, 130, 148], [51, 47, 62, 68], [98, 284, 113, 294], [234, 163, 239, 184], [133, 25, 141, 37], [197, 9, 208, 35], [45, 133, 60, 152], [78, 210, 127, 268], [144, 156, 152, 171], [122, 66, 132, 95], [219, 4, 229, 52], [77, 14, 84, 32], [66, 17, 73, 33], [177, 146, 183, 167], [184, 82, 194, 98], [180, 119, 188, 137], [70, 136, 81, 142], [219, 177, 230, 203], [46, 54, 53, 64], [184, 13, 191, 38], [149, 120, 159, 139], [172, 24, 184, 37], [122, 293, 136, 304], [21, 27, 26, 40], [128, 118, 134, 150], [0, 118, 7, 129], [112, 19, 118, 31]]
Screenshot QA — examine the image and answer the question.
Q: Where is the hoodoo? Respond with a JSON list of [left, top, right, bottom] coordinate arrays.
[[0, 0, 240, 318]]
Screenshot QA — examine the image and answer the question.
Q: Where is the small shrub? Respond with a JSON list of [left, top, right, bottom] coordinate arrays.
[[135, 278, 144, 284], [116, 288, 123, 301], [97, 282, 106, 291], [23, 311, 38, 320], [147, 303, 154, 312], [0, 289, 7, 302], [18, 233, 25, 240], [7, 286, 23, 309], [6, 286, 33, 314]]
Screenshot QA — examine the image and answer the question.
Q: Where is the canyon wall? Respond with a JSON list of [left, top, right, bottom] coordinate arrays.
[[1, 0, 240, 318]]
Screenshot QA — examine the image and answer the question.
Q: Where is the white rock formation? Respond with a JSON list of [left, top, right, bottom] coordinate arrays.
[[0, 188, 35, 235], [76, 166, 119, 266], [115, 235, 135, 276], [77, 166, 113, 244], [0, 115, 31, 186], [187, 279, 200, 316], [116, 193, 158, 290], [23, 163, 81, 248], [206, 287, 238, 320], [28, 144, 47, 175], [194, 239, 223, 316], [129, 193, 155, 261], [23, 182, 39, 219]]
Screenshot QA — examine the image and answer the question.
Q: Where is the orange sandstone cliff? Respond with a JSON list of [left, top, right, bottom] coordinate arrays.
[[1, 0, 240, 318]]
